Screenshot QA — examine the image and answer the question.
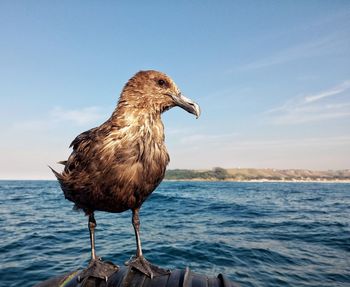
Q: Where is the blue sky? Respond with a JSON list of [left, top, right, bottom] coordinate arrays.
[[1, 1, 349, 179]]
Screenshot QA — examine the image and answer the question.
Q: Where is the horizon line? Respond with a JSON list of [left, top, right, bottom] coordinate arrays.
[[1, 166, 349, 181]]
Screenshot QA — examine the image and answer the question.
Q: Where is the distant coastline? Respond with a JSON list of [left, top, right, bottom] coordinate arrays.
[[164, 179, 350, 183], [1, 167, 350, 182], [165, 168, 350, 183]]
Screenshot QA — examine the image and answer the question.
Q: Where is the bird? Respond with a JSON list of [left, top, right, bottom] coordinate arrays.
[[50, 70, 200, 280]]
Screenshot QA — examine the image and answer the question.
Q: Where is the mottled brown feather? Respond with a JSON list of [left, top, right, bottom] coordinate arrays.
[[51, 71, 185, 214]]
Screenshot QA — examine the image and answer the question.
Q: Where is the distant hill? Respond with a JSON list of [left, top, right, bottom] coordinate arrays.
[[165, 167, 350, 182]]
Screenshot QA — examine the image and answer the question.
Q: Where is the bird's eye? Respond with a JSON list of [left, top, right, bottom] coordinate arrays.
[[158, 79, 166, 87]]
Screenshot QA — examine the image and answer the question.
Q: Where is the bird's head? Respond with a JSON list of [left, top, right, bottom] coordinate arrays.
[[119, 70, 200, 118]]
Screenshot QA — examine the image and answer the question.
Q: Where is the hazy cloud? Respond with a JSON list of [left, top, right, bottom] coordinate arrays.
[[13, 106, 105, 131], [50, 106, 104, 125], [224, 135, 350, 150], [168, 134, 350, 170], [238, 32, 348, 71], [179, 132, 239, 145], [265, 80, 350, 125], [304, 80, 350, 103]]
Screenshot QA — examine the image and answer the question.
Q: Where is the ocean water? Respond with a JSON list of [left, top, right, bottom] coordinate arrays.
[[0, 181, 349, 287]]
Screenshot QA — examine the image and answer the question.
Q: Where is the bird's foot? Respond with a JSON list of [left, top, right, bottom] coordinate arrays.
[[78, 258, 119, 283], [125, 255, 170, 279]]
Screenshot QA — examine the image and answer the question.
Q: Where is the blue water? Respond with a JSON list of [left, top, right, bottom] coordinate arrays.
[[0, 181, 349, 287]]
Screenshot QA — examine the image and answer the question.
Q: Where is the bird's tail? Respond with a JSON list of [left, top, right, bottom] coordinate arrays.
[[48, 165, 62, 180]]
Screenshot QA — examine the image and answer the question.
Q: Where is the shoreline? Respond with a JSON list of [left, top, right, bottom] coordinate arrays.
[[164, 179, 350, 183], [1, 179, 349, 183], [165, 168, 350, 184]]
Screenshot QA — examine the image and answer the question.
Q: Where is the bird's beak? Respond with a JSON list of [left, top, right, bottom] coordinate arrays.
[[169, 93, 201, 118]]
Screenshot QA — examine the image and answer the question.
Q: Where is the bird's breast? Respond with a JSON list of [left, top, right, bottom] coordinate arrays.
[[97, 119, 169, 208]]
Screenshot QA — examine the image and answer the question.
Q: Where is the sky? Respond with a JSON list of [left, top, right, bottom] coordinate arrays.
[[0, 1, 349, 179]]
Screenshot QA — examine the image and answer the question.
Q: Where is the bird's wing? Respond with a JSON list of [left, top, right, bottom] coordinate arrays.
[[69, 127, 98, 150], [62, 127, 101, 174]]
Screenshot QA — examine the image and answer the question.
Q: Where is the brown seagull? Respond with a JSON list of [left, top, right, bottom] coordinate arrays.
[[51, 70, 200, 280]]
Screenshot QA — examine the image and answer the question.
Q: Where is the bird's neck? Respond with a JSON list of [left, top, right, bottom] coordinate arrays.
[[110, 104, 165, 142], [112, 90, 172, 120]]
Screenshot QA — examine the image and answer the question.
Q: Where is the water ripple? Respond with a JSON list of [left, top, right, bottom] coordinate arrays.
[[0, 181, 349, 287]]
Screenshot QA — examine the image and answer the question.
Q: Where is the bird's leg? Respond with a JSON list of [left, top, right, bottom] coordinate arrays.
[[133, 208, 143, 258], [77, 213, 119, 282], [125, 208, 169, 278], [88, 213, 97, 261]]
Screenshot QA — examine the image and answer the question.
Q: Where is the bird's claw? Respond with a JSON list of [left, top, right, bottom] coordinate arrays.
[[78, 258, 119, 282], [125, 255, 170, 278]]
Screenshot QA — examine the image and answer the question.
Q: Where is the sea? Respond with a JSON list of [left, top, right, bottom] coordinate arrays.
[[0, 181, 349, 287]]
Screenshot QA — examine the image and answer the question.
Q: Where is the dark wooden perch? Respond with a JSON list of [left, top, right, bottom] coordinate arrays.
[[34, 263, 239, 287]]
